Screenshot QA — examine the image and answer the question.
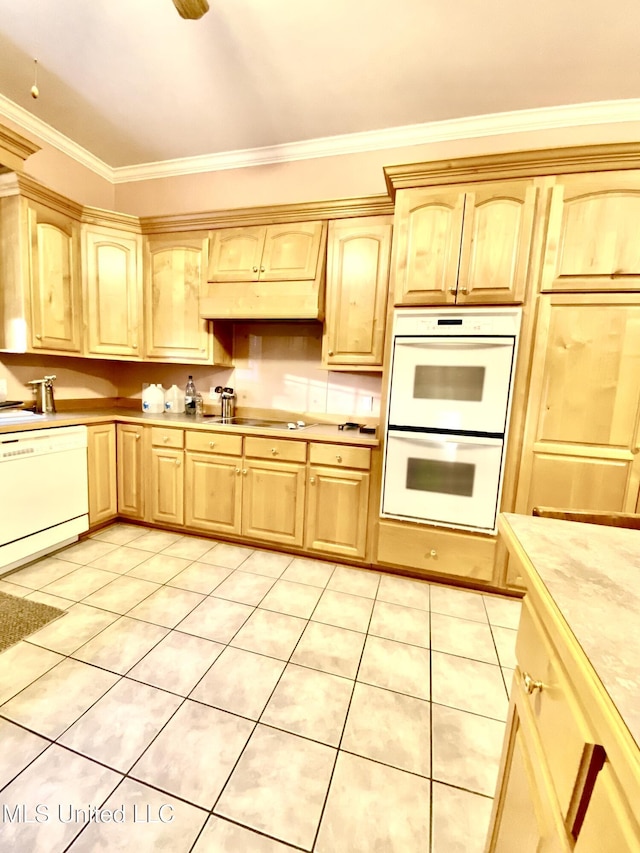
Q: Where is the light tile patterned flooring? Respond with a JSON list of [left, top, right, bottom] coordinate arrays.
[[0, 524, 521, 853]]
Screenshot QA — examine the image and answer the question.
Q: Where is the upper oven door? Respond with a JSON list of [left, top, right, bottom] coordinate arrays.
[[388, 336, 516, 434]]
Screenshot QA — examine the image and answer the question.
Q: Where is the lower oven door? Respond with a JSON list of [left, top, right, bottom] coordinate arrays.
[[381, 430, 504, 532]]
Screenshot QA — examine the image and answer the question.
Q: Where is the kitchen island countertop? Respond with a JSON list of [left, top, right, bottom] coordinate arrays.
[[500, 512, 640, 750]]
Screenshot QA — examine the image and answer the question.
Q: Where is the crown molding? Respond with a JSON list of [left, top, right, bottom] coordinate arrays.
[[0, 94, 114, 181], [0, 122, 40, 172], [1, 95, 639, 186]]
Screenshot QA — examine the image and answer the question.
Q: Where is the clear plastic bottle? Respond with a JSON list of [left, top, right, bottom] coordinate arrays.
[[185, 375, 197, 416]]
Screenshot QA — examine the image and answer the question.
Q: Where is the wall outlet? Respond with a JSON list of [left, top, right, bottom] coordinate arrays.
[[209, 386, 217, 399], [359, 395, 373, 414]]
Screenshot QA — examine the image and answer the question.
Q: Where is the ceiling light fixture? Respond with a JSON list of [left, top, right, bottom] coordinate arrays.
[[172, 0, 210, 19], [30, 58, 39, 99]]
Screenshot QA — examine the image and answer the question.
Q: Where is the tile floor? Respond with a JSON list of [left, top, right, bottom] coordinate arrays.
[[0, 524, 522, 853]]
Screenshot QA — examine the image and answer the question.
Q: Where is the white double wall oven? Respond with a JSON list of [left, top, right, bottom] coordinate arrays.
[[382, 307, 521, 533]]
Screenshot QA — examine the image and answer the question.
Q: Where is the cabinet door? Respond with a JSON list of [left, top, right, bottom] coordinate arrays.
[[28, 203, 82, 352], [541, 172, 640, 292], [392, 187, 465, 305], [150, 447, 184, 525], [116, 424, 144, 519], [184, 452, 242, 535], [208, 226, 266, 282], [241, 460, 306, 547], [305, 466, 369, 559], [84, 225, 142, 357], [260, 222, 324, 281], [324, 216, 392, 367], [144, 232, 212, 362], [516, 294, 640, 514], [458, 181, 537, 304], [87, 423, 117, 527]]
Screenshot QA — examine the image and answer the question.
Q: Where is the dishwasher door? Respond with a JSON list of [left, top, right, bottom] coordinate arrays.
[[0, 426, 89, 572]]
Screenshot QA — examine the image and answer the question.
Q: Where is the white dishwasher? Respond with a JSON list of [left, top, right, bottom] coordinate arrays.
[[0, 425, 89, 575]]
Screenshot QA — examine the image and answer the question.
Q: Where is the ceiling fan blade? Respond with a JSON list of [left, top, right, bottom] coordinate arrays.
[[172, 0, 210, 19]]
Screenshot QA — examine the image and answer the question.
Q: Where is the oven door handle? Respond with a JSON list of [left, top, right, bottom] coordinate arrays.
[[395, 340, 512, 350], [387, 431, 503, 448]]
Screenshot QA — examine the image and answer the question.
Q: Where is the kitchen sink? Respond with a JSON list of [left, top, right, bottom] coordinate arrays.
[[204, 416, 316, 430]]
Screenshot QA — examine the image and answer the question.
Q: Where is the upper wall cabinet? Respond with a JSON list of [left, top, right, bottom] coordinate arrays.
[[201, 221, 327, 319], [322, 215, 393, 369], [392, 180, 538, 306], [144, 231, 232, 365], [0, 174, 83, 354], [82, 220, 143, 359], [540, 172, 640, 292]]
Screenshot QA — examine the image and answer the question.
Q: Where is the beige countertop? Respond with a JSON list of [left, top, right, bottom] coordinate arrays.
[[0, 407, 380, 447], [500, 512, 640, 750]]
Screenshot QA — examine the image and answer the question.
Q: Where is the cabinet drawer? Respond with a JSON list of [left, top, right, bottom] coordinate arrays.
[[244, 436, 307, 463], [309, 442, 371, 470], [186, 430, 242, 456], [150, 427, 184, 449], [517, 598, 596, 819], [377, 520, 495, 582]]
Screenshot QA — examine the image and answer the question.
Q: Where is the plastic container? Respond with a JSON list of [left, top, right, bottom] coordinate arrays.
[[164, 384, 185, 413], [185, 375, 197, 417], [145, 383, 165, 414]]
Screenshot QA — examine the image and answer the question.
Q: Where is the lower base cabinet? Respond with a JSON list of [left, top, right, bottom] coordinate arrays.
[[185, 451, 242, 534], [242, 459, 306, 547], [305, 466, 370, 559], [87, 423, 117, 526], [150, 446, 184, 525], [116, 423, 145, 519]]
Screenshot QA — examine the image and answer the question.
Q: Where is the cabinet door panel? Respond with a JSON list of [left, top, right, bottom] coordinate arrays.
[[542, 173, 640, 292], [458, 182, 536, 304], [87, 424, 117, 526], [260, 222, 323, 281], [574, 765, 640, 852], [116, 424, 144, 519], [185, 453, 241, 535], [208, 226, 265, 282], [306, 467, 369, 559], [526, 453, 631, 515], [144, 234, 212, 362], [536, 301, 640, 446], [242, 461, 305, 546], [85, 228, 141, 357], [150, 447, 183, 525], [324, 216, 392, 366], [393, 188, 465, 305], [30, 209, 81, 352]]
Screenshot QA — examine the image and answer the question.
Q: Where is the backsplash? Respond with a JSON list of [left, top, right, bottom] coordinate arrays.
[[0, 323, 382, 418]]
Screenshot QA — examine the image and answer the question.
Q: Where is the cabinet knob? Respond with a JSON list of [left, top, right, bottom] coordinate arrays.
[[35, 334, 42, 340], [135, 434, 141, 441], [336, 455, 342, 463], [242, 468, 247, 475], [209, 441, 215, 447], [271, 448, 278, 456], [328, 350, 334, 356], [522, 671, 543, 694], [260, 266, 265, 273], [310, 476, 316, 485], [427, 549, 437, 558], [163, 436, 169, 442], [175, 458, 181, 466], [235, 467, 241, 474], [459, 287, 468, 294], [253, 266, 258, 272]]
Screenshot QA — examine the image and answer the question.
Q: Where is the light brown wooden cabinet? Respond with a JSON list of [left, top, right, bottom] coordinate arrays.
[[515, 293, 640, 515], [540, 172, 640, 293], [116, 423, 145, 519], [322, 215, 392, 368], [201, 221, 327, 320], [87, 423, 117, 527], [144, 231, 232, 364], [392, 181, 537, 306], [83, 222, 143, 358], [184, 431, 243, 535]]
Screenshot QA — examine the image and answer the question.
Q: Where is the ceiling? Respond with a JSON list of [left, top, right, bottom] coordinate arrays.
[[0, 0, 639, 170]]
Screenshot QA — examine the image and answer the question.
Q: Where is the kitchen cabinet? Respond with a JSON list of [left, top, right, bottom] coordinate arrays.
[[150, 427, 184, 526], [82, 220, 143, 358], [0, 174, 83, 353], [87, 423, 117, 526], [540, 172, 640, 293], [305, 443, 371, 559], [144, 231, 233, 364], [486, 516, 640, 853], [377, 520, 496, 584], [322, 215, 392, 368], [392, 180, 537, 306], [184, 430, 243, 535], [201, 221, 327, 319], [242, 436, 307, 547], [515, 293, 640, 515], [116, 423, 145, 519]]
